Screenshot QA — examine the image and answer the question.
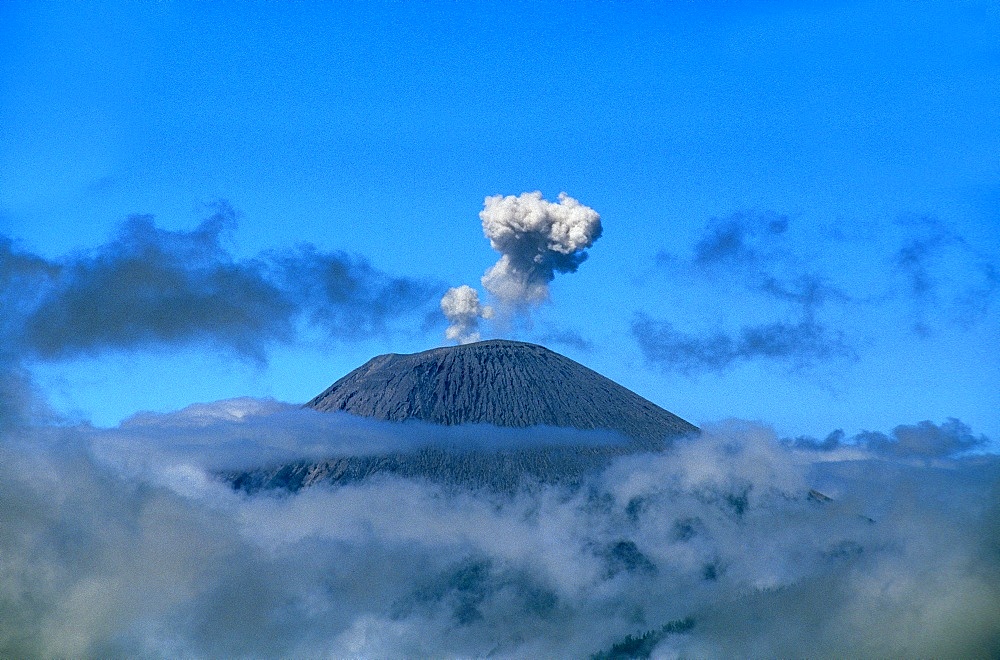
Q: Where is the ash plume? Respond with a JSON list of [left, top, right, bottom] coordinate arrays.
[[440, 191, 602, 343], [440, 285, 493, 344], [480, 191, 602, 308]]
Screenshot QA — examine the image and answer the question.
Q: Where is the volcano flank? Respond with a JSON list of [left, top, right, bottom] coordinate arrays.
[[306, 339, 697, 446], [229, 341, 697, 492]]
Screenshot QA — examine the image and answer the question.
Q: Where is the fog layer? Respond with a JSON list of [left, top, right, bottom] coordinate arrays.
[[1, 404, 997, 658]]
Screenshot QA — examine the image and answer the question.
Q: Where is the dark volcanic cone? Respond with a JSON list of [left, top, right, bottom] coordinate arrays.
[[228, 341, 697, 493], [306, 339, 697, 447]]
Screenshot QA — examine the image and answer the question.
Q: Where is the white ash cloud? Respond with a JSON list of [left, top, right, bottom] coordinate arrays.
[[441, 285, 494, 344], [441, 191, 602, 343], [1, 404, 997, 658], [480, 191, 603, 308]]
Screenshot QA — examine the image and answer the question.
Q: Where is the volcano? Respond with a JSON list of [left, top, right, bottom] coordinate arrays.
[[228, 340, 697, 492], [306, 339, 697, 446]]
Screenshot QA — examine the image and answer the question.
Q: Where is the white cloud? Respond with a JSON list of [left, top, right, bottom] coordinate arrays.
[[0, 407, 997, 657]]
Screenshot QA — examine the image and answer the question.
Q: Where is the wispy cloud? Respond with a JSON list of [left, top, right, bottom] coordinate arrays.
[[632, 315, 853, 374], [637, 210, 998, 373], [638, 211, 854, 373], [891, 216, 999, 332], [690, 210, 789, 268]]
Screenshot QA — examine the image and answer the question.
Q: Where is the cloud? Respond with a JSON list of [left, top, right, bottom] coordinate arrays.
[[439, 192, 602, 343], [271, 243, 440, 341], [440, 285, 493, 344], [22, 207, 296, 361], [0, 407, 997, 657], [682, 213, 849, 319], [0, 203, 440, 363], [479, 191, 603, 309], [536, 327, 594, 353], [891, 216, 999, 332], [640, 211, 856, 373], [757, 273, 851, 319], [639, 209, 999, 373], [692, 210, 789, 268], [792, 418, 989, 459], [632, 315, 853, 374]]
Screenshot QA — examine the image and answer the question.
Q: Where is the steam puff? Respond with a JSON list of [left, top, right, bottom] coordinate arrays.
[[480, 191, 602, 308], [441, 285, 493, 344], [438, 191, 601, 343]]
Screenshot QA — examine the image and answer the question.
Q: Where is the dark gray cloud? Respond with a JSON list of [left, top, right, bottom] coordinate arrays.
[[641, 210, 998, 373], [1, 203, 441, 363], [0, 237, 58, 341], [23, 207, 296, 361], [271, 243, 440, 341], [632, 315, 853, 374], [0, 363, 44, 431], [0, 410, 996, 657], [536, 327, 594, 353], [683, 211, 850, 316], [758, 273, 850, 318], [792, 418, 989, 459]]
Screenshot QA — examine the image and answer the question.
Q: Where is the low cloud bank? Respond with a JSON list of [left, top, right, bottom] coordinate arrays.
[[1, 406, 997, 657]]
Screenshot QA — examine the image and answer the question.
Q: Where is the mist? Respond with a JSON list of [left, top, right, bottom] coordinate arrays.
[[2, 405, 997, 658]]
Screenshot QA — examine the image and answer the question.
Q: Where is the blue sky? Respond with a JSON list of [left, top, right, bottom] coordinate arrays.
[[1, 0, 998, 443]]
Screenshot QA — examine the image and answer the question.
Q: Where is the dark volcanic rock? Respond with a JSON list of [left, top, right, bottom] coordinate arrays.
[[227, 340, 698, 493], [306, 339, 697, 448]]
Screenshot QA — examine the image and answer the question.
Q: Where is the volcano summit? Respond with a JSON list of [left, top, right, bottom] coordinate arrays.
[[306, 339, 697, 447], [229, 341, 697, 492]]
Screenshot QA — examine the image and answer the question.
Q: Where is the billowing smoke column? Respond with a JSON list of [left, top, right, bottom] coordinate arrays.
[[440, 284, 493, 344], [442, 191, 602, 343], [480, 191, 603, 308]]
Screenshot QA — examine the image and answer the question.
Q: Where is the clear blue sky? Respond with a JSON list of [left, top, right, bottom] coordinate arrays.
[[2, 0, 998, 443]]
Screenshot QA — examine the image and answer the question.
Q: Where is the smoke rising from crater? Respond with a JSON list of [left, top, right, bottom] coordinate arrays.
[[441, 285, 493, 344], [480, 191, 603, 308], [441, 192, 602, 342]]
